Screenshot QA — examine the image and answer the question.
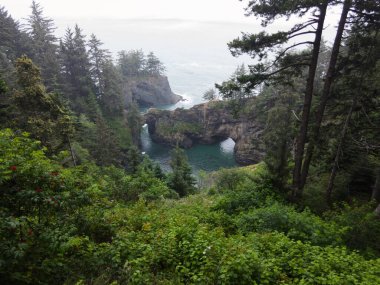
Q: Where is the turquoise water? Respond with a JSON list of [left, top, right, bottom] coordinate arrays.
[[87, 18, 249, 173], [141, 125, 237, 174]]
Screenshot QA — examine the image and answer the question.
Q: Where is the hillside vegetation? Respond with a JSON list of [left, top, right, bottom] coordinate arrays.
[[1, 129, 379, 284], [1, 0, 380, 284]]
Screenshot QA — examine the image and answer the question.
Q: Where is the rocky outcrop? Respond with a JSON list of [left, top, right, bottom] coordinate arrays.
[[123, 75, 182, 107], [144, 101, 265, 165]]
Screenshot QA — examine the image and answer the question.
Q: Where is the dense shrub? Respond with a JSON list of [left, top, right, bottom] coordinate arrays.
[[326, 202, 380, 257], [212, 164, 282, 215], [1, 129, 379, 284], [235, 203, 346, 246]]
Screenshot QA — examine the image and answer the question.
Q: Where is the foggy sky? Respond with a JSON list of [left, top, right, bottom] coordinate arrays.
[[1, 0, 249, 22]]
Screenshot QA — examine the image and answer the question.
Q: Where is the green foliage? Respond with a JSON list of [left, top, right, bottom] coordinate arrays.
[[92, 116, 123, 166], [0, 129, 379, 284], [118, 49, 146, 77], [202, 88, 217, 101], [144, 51, 166, 75], [0, 76, 7, 96], [118, 49, 166, 77], [167, 146, 196, 197], [262, 88, 298, 191], [326, 202, 380, 257], [1, 1, 380, 283], [157, 121, 202, 138], [125, 145, 142, 174], [12, 56, 75, 153], [126, 101, 142, 147], [25, 0, 60, 90], [212, 164, 281, 215], [235, 203, 346, 246]]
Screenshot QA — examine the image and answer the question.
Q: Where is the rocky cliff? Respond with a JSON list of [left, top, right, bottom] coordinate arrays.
[[123, 75, 182, 107], [144, 101, 265, 165]]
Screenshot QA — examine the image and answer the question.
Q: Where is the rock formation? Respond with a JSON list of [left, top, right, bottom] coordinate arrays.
[[144, 101, 265, 165], [123, 75, 182, 107]]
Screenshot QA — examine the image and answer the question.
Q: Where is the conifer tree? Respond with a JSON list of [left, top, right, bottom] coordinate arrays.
[[263, 88, 297, 192], [93, 115, 122, 166], [26, 1, 59, 91], [60, 25, 96, 115], [216, 0, 350, 197], [202, 88, 217, 101], [126, 145, 142, 174], [118, 49, 146, 77], [88, 34, 110, 98], [144, 51, 166, 75], [167, 146, 196, 197], [0, 7, 30, 61], [324, 27, 380, 204], [100, 60, 124, 116], [13, 56, 74, 154], [126, 101, 142, 146], [300, 0, 352, 190]]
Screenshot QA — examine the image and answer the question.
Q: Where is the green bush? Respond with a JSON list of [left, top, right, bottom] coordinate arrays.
[[1, 129, 379, 284], [326, 202, 380, 257], [212, 165, 282, 215], [235, 203, 346, 246]]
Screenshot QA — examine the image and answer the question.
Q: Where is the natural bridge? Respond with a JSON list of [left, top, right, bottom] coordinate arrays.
[[144, 101, 264, 165]]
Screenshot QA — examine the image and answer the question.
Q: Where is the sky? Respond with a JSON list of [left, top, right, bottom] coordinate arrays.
[[1, 0, 250, 22], [1, 0, 343, 103], [1, 0, 342, 41]]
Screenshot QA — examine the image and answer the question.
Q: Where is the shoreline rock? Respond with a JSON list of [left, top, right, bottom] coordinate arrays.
[[123, 75, 182, 107], [144, 101, 265, 165]]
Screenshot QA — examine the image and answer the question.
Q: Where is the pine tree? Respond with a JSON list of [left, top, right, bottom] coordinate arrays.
[[92, 115, 122, 166], [100, 60, 124, 116], [26, 1, 59, 91], [0, 7, 31, 91], [167, 146, 196, 197], [300, 0, 352, 189], [324, 27, 380, 204], [126, 101, 142, 146], [202, 88, 217, 101], [118, 49, 146, 77], [13, 56, 75, 154], [125, 145, 142, 174], [263, 88, 298, 192], [60, 25, 97, 115], [0, 6, 31, 61], [144, 51, 166, 75], [88, 34, 110, 98], [215, 1, 373, 198]]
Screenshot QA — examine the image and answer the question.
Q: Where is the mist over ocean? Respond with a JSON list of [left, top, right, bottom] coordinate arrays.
[[53, 18, 264, 172], [52, 17, 333, 173], [54, 18, 258, 106]]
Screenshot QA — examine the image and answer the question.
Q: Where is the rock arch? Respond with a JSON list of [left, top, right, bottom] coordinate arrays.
[[144, 102, 264, 165]]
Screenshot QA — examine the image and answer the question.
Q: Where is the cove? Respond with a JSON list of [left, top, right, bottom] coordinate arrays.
[[141, 124, 237, 174]]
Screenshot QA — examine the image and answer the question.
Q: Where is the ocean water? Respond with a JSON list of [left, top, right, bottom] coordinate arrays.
[[141, 125, 237, 174], [54, 18, 258, 103], [81, 18, 254, 172], [51, 17, 337, 172], [54, 18, 262, 172]]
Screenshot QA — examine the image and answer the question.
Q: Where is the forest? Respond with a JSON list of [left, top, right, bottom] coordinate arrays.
[[0, 0, 379, 284]]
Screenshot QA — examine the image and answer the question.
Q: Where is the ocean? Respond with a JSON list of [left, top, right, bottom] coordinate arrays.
[[51, 17, 324, 173], [54, 18, 259, 173]]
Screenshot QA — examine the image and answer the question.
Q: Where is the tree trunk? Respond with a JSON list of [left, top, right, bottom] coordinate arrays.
[[375, 203, 380, 218], [292, 2, 328, 198], [326, 97, 356, 205], [300, 0, 352, 190], [68, 136, 77, 166], [372, 168, 380, 202]]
